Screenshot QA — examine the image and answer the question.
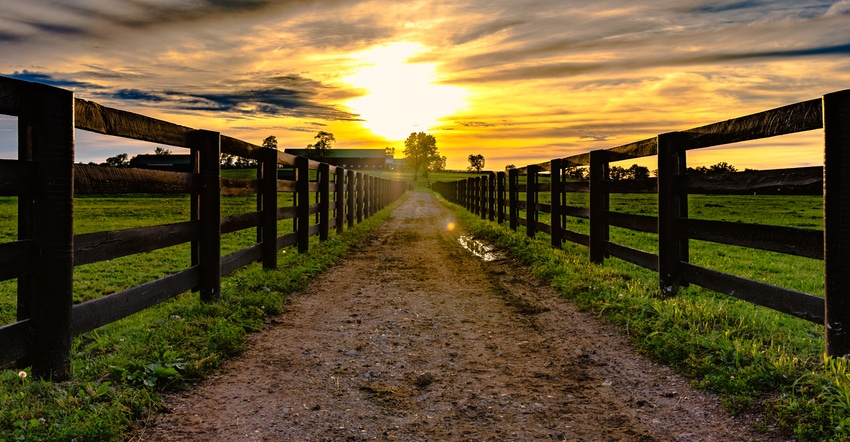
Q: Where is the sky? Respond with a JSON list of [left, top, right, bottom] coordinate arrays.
[[1, 0, 850, 171]]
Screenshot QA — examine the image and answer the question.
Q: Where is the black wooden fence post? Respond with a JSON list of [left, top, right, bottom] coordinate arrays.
[[509, 168, 519, 231], [589, 150, 610, 264], [369, 175, 375, 215], [488, 172, 496, 221], [16, 111, 34, 334], [550, 159, 564, 249], [657, 132, 689, 297], [335, 168, 345, 234], [497, 172, 506, 224], [477, 175, 490, 219], [261, 148, 278, 269], [824, 89, 850, 357], [357, 173, 364, 224], [29, 82, 75, 381], [459, 179, 466, 209], [527, 166, 540, 239], [296, 156, 310, 253], [194, 130, 221, 302], [319, 163, 330, 241], [347, 170, 355, 228]]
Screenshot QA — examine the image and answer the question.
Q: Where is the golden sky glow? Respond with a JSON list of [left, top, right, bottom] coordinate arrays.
[[342, 42, 467, 141], [1, 1, 850, 171]]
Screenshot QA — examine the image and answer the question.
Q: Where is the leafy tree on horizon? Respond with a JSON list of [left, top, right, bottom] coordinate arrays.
[[306, 131, 334, 161], [154, 147, 172, 155], [103, 153, 130, 167], [403, 132, 442, 184], [262, 135, 278, 151], [687, 162, 738, 175], [467, 154, 486, 173]]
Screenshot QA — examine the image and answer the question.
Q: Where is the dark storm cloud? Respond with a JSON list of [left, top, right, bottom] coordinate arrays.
[[112, 88, 166, 102], [6, 70, 99, 89], [0, 0, 351, 42], [98, 85, 358, 121], [448, 38, 850, 84]]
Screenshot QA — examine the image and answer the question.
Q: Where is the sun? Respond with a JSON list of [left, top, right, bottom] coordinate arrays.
[[342, 42, 466, 141]]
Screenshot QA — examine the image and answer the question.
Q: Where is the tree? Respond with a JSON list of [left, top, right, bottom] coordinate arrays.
[[709, 162, 737, 174], [306, 131, 334, 161], [403, 132, 440, 183], [609, 164, 650, 180], [565, 166, 587, 180], [687, 162, 738, 175], [467, 154, 486, 173], [154, 147, 172, 155], [103, 153, 129, 167], [609, 166, 627, 181], [505, 164, 516, 171], [432, 155, 447, 172], [262, 135, 278, 150], [627, 164, 650, 180]]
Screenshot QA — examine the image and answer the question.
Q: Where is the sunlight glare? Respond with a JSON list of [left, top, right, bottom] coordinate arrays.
[[343, 42, 466, 141]]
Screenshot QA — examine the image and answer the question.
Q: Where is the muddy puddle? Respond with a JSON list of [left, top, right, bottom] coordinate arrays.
[[458, 235, 503, 261]]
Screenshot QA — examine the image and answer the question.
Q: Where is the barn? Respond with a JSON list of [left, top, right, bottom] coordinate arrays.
[[129, 154, 192, 172], [284, 149, 391, 169]]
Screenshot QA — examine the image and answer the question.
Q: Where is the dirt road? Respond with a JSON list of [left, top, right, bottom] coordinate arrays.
[[132, 191, 769, 441]]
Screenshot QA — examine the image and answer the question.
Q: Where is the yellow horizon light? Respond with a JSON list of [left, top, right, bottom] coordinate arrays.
[[342, 42, 467, 141]]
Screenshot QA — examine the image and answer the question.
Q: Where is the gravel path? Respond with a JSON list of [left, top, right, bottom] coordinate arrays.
[[131, 191, 773, 441]]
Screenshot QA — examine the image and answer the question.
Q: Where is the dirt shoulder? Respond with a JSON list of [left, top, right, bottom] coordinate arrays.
[[131, 191, 776, 441]]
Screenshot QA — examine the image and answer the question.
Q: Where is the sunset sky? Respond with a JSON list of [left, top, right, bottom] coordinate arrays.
[[2, 0, 849, 171]]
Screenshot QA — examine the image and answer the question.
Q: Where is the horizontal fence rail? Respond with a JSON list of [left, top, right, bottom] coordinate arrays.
[[0, 76, 407, 379], [433, 88, 850, 358]]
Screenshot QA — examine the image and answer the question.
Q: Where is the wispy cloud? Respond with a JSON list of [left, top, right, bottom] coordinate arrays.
[[1, 0, 849, 169]]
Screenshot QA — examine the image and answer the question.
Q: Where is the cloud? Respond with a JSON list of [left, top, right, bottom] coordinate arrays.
[[0, 0, 350, 44], [102, 85, 358, 121], [6, 70, 100, 89], [824, 0, 850, 15]]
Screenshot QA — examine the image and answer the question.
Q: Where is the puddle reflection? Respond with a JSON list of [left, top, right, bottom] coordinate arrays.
[[458, 235, 502, 262]]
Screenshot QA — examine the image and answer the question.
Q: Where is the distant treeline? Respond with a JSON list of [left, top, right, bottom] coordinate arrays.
[[562, 161, 743, 181]]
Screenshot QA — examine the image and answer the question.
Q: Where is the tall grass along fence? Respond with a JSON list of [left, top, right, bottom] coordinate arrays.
[[433, 89, 850, 358], [0, 76, 406, 380]]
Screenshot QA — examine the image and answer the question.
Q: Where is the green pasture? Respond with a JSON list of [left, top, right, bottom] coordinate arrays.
[[428, 174, 825, 298], [438, 191, 847, 442], [0, 176, 844, 441], [0, 188, 400, 442]]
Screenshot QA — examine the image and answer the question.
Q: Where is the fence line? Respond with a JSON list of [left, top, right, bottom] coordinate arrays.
[[0, 76, 406, 380], [433, 88, 850, 358]]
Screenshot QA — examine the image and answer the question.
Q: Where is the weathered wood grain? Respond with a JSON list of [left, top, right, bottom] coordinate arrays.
[[74, 222, 198, 266], [221, 212, 261, 234], [682, 263, 824, 324], [608, 212, 658, 233], [683, 219, 822, 259], [221, 245, 262, 277], [0, 240, 37, 281], [71, 268, 200, 336], [0, 320, 32, 366], [75, 98, 193, 147], [606, 242, 658, 271], [74, 164, 195, 194], [0, 160, 33, 196], [683, 99, 823, 150]]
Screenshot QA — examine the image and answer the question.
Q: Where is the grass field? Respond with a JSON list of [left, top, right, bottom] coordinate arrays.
[[435, 188, 848, 441], [1, 170, 847, 441], [0, 188, 401, 442]]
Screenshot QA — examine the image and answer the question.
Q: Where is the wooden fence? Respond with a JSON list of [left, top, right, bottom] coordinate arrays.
[[0, 76, 407, 380], [433, 89, 850, 358]]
